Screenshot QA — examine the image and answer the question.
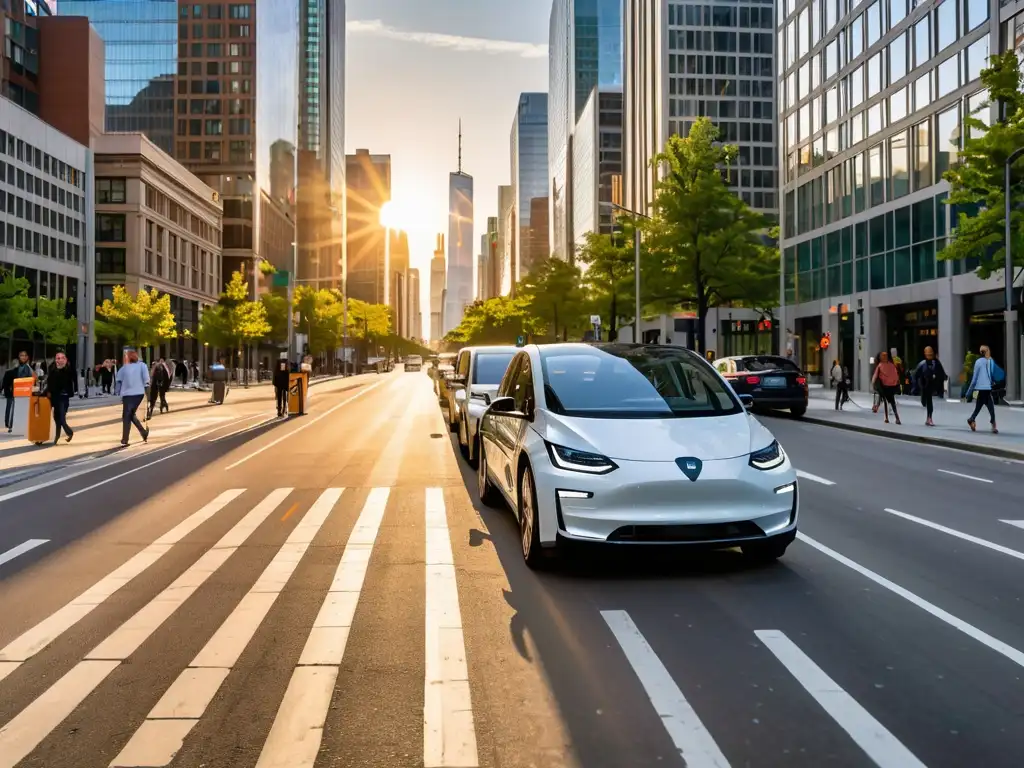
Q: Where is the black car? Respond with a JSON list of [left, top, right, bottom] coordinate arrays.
[[714, 355, 808, 417]]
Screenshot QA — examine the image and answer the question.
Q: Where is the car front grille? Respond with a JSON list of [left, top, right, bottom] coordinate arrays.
[[607, 521, 766, 543]]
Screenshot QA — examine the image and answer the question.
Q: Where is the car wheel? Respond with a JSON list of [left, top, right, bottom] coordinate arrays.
[[742, 534, 792, 564], [458, 417, 470, 459], [519, 465, 551, 570], [477, 446, 503, 508], [790, 406, 807, 418]]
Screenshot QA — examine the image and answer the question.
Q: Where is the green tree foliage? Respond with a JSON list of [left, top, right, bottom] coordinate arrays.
[[198, 271, 271, 351], [0, 270, 33, 341], [346, 298, 391, 340], [260, 293, 290, 345], [519, 256, 586, 341], [443, 295, 542, 345], [941, 51, 1024, 279], [576, 230, 636, 340], [33, 298, 78, 354], [96, 285, 178, 348], [641, 117, 779, 352]]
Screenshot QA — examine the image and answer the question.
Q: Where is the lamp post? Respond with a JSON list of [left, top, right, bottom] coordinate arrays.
[[608, 202, 650, 343], [1004, 146, 1024, 401]]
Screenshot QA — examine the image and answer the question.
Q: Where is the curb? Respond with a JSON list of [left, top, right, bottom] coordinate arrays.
[[797, 414, 1024, 461]]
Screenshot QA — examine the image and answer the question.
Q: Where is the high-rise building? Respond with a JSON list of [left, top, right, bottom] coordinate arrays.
[[345, 148, 391, 305], [497, 184, 515, 295], [389, 229, 410, 337], [477, 244, 488, 302], [0, 0, 54, 115], [623, 0, 778, 221], [430, 234, 446, 341], [36, 16, 106, 147], [779, 0, 1009, 392], [511, 93, 549, 283], [548, 0, 623, 259], [573, 88, 622, 245], [408, 266, 422, 341], [445, 170, 474, 334], [485, 215, 499, 300]]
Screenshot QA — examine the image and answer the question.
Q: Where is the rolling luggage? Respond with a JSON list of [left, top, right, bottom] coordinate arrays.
[[27, 395, 51, 445]]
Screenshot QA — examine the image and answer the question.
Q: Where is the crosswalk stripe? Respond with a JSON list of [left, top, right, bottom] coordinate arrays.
[[755, 630, 927, 768], [255, 487, 390, 768], [0, 489, 245, 678], [111, 488, 343, 767], [0, 488, 291, 768], [602, 610, 730, 768], [424, 488, 479, 768]]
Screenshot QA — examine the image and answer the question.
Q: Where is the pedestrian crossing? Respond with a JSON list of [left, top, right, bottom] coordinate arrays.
[[0, 485, 948, 768]]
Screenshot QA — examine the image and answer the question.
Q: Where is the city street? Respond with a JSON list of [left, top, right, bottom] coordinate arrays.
[[1, 369, 1024, 768]]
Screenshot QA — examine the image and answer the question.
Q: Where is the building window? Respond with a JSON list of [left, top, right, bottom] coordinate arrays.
[[868, 143, 885, 207], [937, 54, 961, 99], [936, 0, 957, 53], [935, 105, 960, 175], [96, 214, 126, 242], [890, 131, 909, 199], [96, 247, 126, 273], [96, 177, 126, 204], [229, 4, 250, 19], [965, 37, 989, 83]]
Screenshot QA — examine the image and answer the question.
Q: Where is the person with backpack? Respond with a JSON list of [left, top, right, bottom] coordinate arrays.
[[913, 346, 947, 427], [965, 345, 1002, 434], [146, 357, 172, 420]]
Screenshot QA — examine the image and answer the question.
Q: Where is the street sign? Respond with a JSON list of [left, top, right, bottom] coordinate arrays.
[[590, 315, 601, 326], [516, 335, 526, 347], [272, 270, 290, 288]]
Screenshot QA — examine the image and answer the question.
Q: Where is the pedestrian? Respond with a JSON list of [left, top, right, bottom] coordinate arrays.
[[175, 359, 188, 389], [4, 351, 34, 432], [273, 359, 290, 417], [116, 350, 150, 446], [913, 346, 947, 427], [871, 351, 902, 425], [44, 350, 77, 444], [965, 345, 1000, 434], [100, 359, 115, 394], [147, 357, 172, 419], [830, 359, 848, 410]]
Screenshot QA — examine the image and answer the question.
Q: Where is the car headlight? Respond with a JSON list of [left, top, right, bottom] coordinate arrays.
[[546, 442, 618, 474], [749, 440, 785, 470]]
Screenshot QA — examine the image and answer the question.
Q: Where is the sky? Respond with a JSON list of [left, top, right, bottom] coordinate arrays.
[[345, 0, 551, 340]]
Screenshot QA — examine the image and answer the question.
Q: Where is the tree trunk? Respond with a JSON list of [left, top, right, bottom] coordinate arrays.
[[609, 293, 618, 342]]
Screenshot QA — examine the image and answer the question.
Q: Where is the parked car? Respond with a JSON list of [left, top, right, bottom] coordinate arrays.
[[476, 343, 798, 568], [435, 352, 458, 405], [713, 355, 808, 416], [447, 345, 518, 466], [405, 354, 423, 372]]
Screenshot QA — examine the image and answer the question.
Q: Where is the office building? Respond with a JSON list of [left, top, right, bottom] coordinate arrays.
[[0, 98, 92, 371], [389, 228, 410, 337], [484, 215, 499, 300], [497, 184, 515, 295], [778, 0, 1009, 391], [430, 233, 445, 341], [624, 0, 778, 221], [511, 93, 549, 282], [1, 0, 53, 115], [345, 148, 391, 305], [408, 266, 421, 341], [477, 244, 488, 301], [573, 88, 623, 244], [36, 16, 106, 147], [93, 132, 222, 363], [445, 170, 474, 334], [548, 0, 623, 259]]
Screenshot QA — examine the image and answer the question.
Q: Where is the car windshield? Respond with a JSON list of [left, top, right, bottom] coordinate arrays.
[[539, 345, 742, 418], [473, 353, 515, 384], [741, 356, 799, 373]]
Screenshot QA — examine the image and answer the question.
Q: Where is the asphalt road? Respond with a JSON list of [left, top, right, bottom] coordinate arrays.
[[1, 370, 1023, 768]]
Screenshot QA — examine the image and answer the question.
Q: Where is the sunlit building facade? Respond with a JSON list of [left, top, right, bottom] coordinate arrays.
[[444, 171, 474, 334], [497, 184, 515, 296], [511, 92, 549, 284], [573, 87, 622, 245], [345, 148, 391, 305]]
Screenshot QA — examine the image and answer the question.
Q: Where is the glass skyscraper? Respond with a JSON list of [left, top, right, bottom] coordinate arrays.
[[548, 0, 623, 259], [61, 0, 177, 154], [511, 92, 549, 285]]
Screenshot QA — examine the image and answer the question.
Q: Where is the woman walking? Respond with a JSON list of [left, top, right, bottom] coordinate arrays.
[[871, 351, 902, 425], [44, 351, 77, 444], [965, 345, 999, 434], [830, 359, 848, 410], [116, 350, 150, 446]]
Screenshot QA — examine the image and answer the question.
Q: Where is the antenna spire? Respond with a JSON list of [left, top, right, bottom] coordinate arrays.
[[458, 119, 462, 174]]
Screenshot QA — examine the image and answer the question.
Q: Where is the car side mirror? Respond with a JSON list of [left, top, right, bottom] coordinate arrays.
[[739, 394, 754, 410], [489, 396, 518, 414]]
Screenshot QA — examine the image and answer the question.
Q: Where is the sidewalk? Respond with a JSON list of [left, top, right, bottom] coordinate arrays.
[[798, 387, 1024, 459]]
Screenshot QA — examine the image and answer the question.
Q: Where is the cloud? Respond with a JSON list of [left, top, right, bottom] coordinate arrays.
[[347, 19, 548, 59]]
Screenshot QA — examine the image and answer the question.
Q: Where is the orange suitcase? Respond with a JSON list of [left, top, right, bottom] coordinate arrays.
[[27, 395, 51, 445]]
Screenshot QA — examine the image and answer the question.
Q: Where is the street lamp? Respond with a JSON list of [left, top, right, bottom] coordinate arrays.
[[1004, 146, 1024, 401], [607, 201, 650, 343]]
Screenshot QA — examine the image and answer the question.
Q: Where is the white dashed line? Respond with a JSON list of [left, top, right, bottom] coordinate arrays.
[[882, 508, 1024, 562], [796, 469, 835, 486], [937, 469, 993, 483]]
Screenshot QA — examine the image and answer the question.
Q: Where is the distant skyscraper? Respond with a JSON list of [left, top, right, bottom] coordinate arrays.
[[497, 185, 515, 296], [389, 229, 410, 337], [430, 234, 446, 341], [511, 93, 549, 284], [573, 88, 622, 244], [345, 148, 391, 305], [548, 0, 623, 259], [408, 267, 422, 341], [445, 126, 474, 334], [485, 216, 499, 301]]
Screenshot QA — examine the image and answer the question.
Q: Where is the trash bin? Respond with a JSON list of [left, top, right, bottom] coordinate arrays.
[[288, 372, 308, 416], [27, 394, 51, 445], [210, 365, 228, 404]]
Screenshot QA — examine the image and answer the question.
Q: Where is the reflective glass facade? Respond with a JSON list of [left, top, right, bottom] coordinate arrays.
[[61, 0, 177, 154], [445, 172, 474, 333], [511, 93, 549, 283]]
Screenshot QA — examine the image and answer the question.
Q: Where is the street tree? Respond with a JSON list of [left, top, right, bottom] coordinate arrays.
[[32, 298, 78, 359], [198, 271, 271, 366], [260, 293, 290, 345], [642, 117, 779, 353], [940, 51, 1024, 280], [346, 298, 391, 360], [96, 285, 178, 350], [0, 271, 33, 358], [443, 295, 541, 346], [576, 230, 636, 340], [519, 256, 586, 342]]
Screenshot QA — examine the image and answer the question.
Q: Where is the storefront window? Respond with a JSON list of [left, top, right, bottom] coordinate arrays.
[[912, 242, 936, 282], [856, 257, 868, 292], [870, 254, 886, 289], [892, 248, 912, 286], [912, 198, 934, 242], [894, 202, 912, 248], [869, 214, 886, 255]]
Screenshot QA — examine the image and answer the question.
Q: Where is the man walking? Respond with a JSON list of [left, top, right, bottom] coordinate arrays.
[[44, 350, 77, 443], [913, 346, 947, 427]]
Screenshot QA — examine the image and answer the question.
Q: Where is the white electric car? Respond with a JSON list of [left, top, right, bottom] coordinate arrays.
[[449, 345, 519, 468], [476, 343, 799, 568]]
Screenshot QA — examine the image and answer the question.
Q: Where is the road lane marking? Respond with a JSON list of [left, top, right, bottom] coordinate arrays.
[[280, 503, 299, 522], [225, 378, 390, 470], [0, 488, 289, 768], [601, 610, 730, 768], [110, 488, 342, 767], [64, 451, 186, 498], [256, 488, 389, 768], [209, 416, 279, 443], [882, 508, 1024, 562], [937, 469, 993, 483], [796, 470, 835, 486], [797, 533, 1024, 669], [0, 490, 244, 670], [755, 630, 926, 768], [1001, 520, 1024, 531], [424, 488, 479, 768], [0, 539, 48, 568]]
